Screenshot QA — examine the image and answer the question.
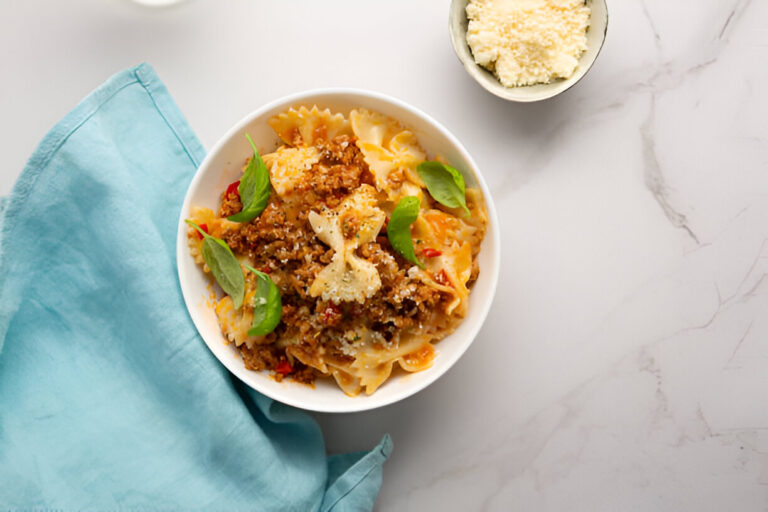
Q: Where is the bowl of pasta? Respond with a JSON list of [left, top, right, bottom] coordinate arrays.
[[177, 89, 500, 412]]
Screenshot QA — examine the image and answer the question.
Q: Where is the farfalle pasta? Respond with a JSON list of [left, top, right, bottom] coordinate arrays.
[[186, 105, 488, 396]]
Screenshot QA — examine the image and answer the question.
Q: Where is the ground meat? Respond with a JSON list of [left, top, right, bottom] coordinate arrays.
[[291, 365, 317, 385], [219, 134, 459, 386], [319, 135, 367, 168], [290, 135, 375, 209], [355, 241, 445, 330], [221, 201, 326, 275], [240, 343, 317, 384], [340, 212, 361, 239], [318, 302, 343, 327], [240, 344, 281, 372], [219, 183, 243, 217]]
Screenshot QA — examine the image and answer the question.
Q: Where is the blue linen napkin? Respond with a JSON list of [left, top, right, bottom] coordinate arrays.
[[0, 63, 392, 511]]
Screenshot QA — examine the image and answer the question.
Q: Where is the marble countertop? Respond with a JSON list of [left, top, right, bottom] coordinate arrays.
[[3, 0, 767, 509]]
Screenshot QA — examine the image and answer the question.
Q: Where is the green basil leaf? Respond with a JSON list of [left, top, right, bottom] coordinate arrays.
[[416, 161, 470, 217], [186, 219, 245, 309], [244, 265, 282, 336], [227, 133, 271, 223], [387, 196, 424, 269]]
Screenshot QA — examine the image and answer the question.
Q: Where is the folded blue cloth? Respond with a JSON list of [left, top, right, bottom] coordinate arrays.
[[0, 63, 391, 511]]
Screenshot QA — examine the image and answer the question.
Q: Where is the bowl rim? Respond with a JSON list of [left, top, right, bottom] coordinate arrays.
[[176, 88, 501, 412], [449, 0, 609, 103]]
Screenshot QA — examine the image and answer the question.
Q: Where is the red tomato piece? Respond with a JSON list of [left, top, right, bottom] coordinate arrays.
[[275, 360, 293, 375], [435, 269, 450, 286], [422, 248, 442, 258], [225, 180, 241, 198], [321, 303, 342, 326]]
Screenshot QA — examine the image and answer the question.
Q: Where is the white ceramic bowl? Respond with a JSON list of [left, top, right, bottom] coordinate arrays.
[[449, 0, 609, 102], [176, 89, 500, 412]]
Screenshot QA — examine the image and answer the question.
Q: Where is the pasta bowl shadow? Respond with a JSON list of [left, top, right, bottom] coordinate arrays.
[[176, 89, 500, 412]]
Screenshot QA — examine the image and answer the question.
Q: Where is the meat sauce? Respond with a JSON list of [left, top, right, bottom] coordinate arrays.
[[218, 135, 455, 384]]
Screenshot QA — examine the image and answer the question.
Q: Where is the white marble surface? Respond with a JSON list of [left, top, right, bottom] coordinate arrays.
[[3, 0, 768, 510]]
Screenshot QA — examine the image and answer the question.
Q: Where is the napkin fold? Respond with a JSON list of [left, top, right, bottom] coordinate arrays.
[[0, 63, 391, 511]]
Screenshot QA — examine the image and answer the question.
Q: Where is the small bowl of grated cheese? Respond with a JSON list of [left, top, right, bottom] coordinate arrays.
[[449, 0, 608, 102]]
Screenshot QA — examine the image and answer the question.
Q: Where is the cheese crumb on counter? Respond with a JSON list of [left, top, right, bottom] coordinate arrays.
[[466, 0, 591, 87]]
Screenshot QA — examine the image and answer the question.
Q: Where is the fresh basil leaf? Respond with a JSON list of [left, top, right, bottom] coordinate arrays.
[[185, 219, 245, 309], [416, 161, 471, 217], [227, 133, 271, 223], [244, 265, 282, 336], [387, 196, 424, 269]]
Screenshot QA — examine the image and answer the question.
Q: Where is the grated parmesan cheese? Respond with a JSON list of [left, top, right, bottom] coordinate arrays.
[[466, 0, 591, 87]]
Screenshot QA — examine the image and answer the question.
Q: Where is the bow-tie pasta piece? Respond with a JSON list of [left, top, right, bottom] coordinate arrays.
[[349, 108, 401, 147], [350, 109, 427, 202], [389, 130, 426, 186], [339, 329, 438, 395], [262, 146, 320, 197], [353, 142, 423, 203], [308, 185, 386, 303], [269, 105, 352, 146], [319, 327, 435, 396], [215, 292, 259, 348], [410, 209, 476, 316], [186, 206, 242, 267]]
